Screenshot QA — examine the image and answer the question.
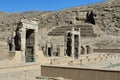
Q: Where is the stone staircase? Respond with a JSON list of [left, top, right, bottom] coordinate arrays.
[[47, 24, 97, 37]]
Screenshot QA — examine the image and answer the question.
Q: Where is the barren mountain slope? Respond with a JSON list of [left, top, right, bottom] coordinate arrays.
[[0, 0, 119, 41]]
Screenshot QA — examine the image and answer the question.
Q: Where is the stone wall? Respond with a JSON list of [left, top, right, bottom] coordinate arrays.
[[0, 41, 9, 60], [0, 63, 41, 80], [93, 49, 120, 53], [41, 65, 120, 80]]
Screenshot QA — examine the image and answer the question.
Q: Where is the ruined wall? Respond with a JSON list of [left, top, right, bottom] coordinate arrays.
[[0, 63, 41, 80], [0, 41, 9, 60], [93, 49, 120, 53], [49, 36, 65, 56], [41, 65, 120, 80]]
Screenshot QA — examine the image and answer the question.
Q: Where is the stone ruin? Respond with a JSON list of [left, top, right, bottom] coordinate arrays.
[[6, 18, 39, 63], [44, 23, 97, 59], [5, 12, 119, 68], [0, 9, 120, 80], [5, 10, 98, 63], [46, 27, 81, 59], [2, 10, 109, 64]]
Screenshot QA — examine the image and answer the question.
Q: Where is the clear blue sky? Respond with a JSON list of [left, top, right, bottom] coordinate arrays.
[[0, 0, 105, 12]]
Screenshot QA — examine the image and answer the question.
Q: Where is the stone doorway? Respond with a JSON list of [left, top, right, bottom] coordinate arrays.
[[74, 35, 79, 58], [25, 29, 35, 62], [65, 27, 80, 58], [48, 47, 52, 56], [66, 32, 72, 56]]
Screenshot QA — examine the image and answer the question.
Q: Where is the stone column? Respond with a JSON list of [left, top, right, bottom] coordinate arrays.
[[78, 28, 81, 57], [46, 43, 48, 57], [20, 27, 26, 63], [89, 45, 93, 54], [12, 31, 16, 51], [34, 26, 38, 62], [64, 33, 67, 56], [51, 44, 53, 57], [84, 45, 87, 54], [71, 27, 75, 59]]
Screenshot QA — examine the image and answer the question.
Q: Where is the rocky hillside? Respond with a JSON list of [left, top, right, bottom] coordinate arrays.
[[0, 0, 119, 40]]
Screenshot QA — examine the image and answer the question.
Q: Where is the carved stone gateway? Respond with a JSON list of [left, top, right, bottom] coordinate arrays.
[[16, 18, 38, 63], [65, 27, 81, 59]]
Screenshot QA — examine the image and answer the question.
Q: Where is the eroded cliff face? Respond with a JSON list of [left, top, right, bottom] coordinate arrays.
[[89, 0, 120, 36]]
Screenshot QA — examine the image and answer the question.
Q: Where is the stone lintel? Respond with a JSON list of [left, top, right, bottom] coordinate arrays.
[[20, 18, 38, 25]]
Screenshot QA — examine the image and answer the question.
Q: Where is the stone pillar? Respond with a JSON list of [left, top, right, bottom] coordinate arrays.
[[51, 44, 53, 57], [71, 27, 75, 59], [46, 43, 48, 57], [12, 31, 16, 51], [34, 25, 38, 62], [90, 46, 93, 54], [64, 33, 67, 56], [59, 45, 65, 57], [84, 45, 87, 54], [78, 28, 81, 57], [20, 27, 26, 63]]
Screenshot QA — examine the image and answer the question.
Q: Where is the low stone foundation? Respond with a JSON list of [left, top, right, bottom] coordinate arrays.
[[0, 63, 41, 80], [93, 49, 120, 53], [41, 65, 120, 80]]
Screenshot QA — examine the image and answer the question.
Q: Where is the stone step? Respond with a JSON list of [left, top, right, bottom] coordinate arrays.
[[47, 24, 97, 37]]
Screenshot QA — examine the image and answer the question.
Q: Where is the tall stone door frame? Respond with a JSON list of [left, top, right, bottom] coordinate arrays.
[[65, 27, 81, 59], [19, 18, 38, 63], [71, 27, 81, 59]]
